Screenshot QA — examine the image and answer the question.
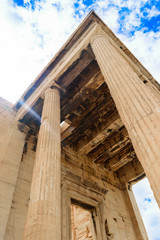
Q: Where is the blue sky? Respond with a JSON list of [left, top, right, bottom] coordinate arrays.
[[1, 0, 160, 104], [133, 178, 160, 240], [0, 1, 160, 239]]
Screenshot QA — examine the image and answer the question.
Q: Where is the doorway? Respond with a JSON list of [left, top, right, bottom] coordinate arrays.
[[71, 199, 97, 240]]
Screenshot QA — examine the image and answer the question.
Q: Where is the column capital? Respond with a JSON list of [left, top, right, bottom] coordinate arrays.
[[90, 23, 110, 46], [44, 82, 65, 98], [91, 34, 106, 46], [52, 81, 65, 93], [44, 86, 60, 98], [44, 87, 57, 95]]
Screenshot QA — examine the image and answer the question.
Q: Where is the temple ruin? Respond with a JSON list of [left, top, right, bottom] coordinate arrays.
[[0, 11, 160, 240]]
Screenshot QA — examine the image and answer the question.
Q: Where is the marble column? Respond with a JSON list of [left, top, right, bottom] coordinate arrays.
[[23, 87, 61, 239], [91, 34, 160, 207]]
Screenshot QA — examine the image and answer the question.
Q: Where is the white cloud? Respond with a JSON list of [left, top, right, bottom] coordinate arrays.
[[95, 6, 120, 32], [146, 6, 160, 19], [121, 10, 142, 31], [119, 30, 160, 81], [0, 0, 82, 103], [0, 0, 160, 103], [94, 0, 160, 84]]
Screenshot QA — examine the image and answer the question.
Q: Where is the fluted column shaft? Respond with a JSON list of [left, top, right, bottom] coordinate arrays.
[[91, 34, 160, 206], [23, 87, 61, 239]]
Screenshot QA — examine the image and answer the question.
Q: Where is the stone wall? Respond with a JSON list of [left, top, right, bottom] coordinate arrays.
[[0, 97, 26, 239], [0, 97, 15, 157], [4, 136, 35, 240], [61, 146, 147, 240]]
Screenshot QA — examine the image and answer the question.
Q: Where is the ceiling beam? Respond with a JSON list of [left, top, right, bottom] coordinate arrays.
[[117, 158, 144, 183], [89, 127, 128, 163], [104, 149, 136, 173], [61, 68, 102, 121], [78, 114, 122, 155]]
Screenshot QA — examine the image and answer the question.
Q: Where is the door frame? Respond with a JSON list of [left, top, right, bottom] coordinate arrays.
[[61, 177, 107, 240]]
